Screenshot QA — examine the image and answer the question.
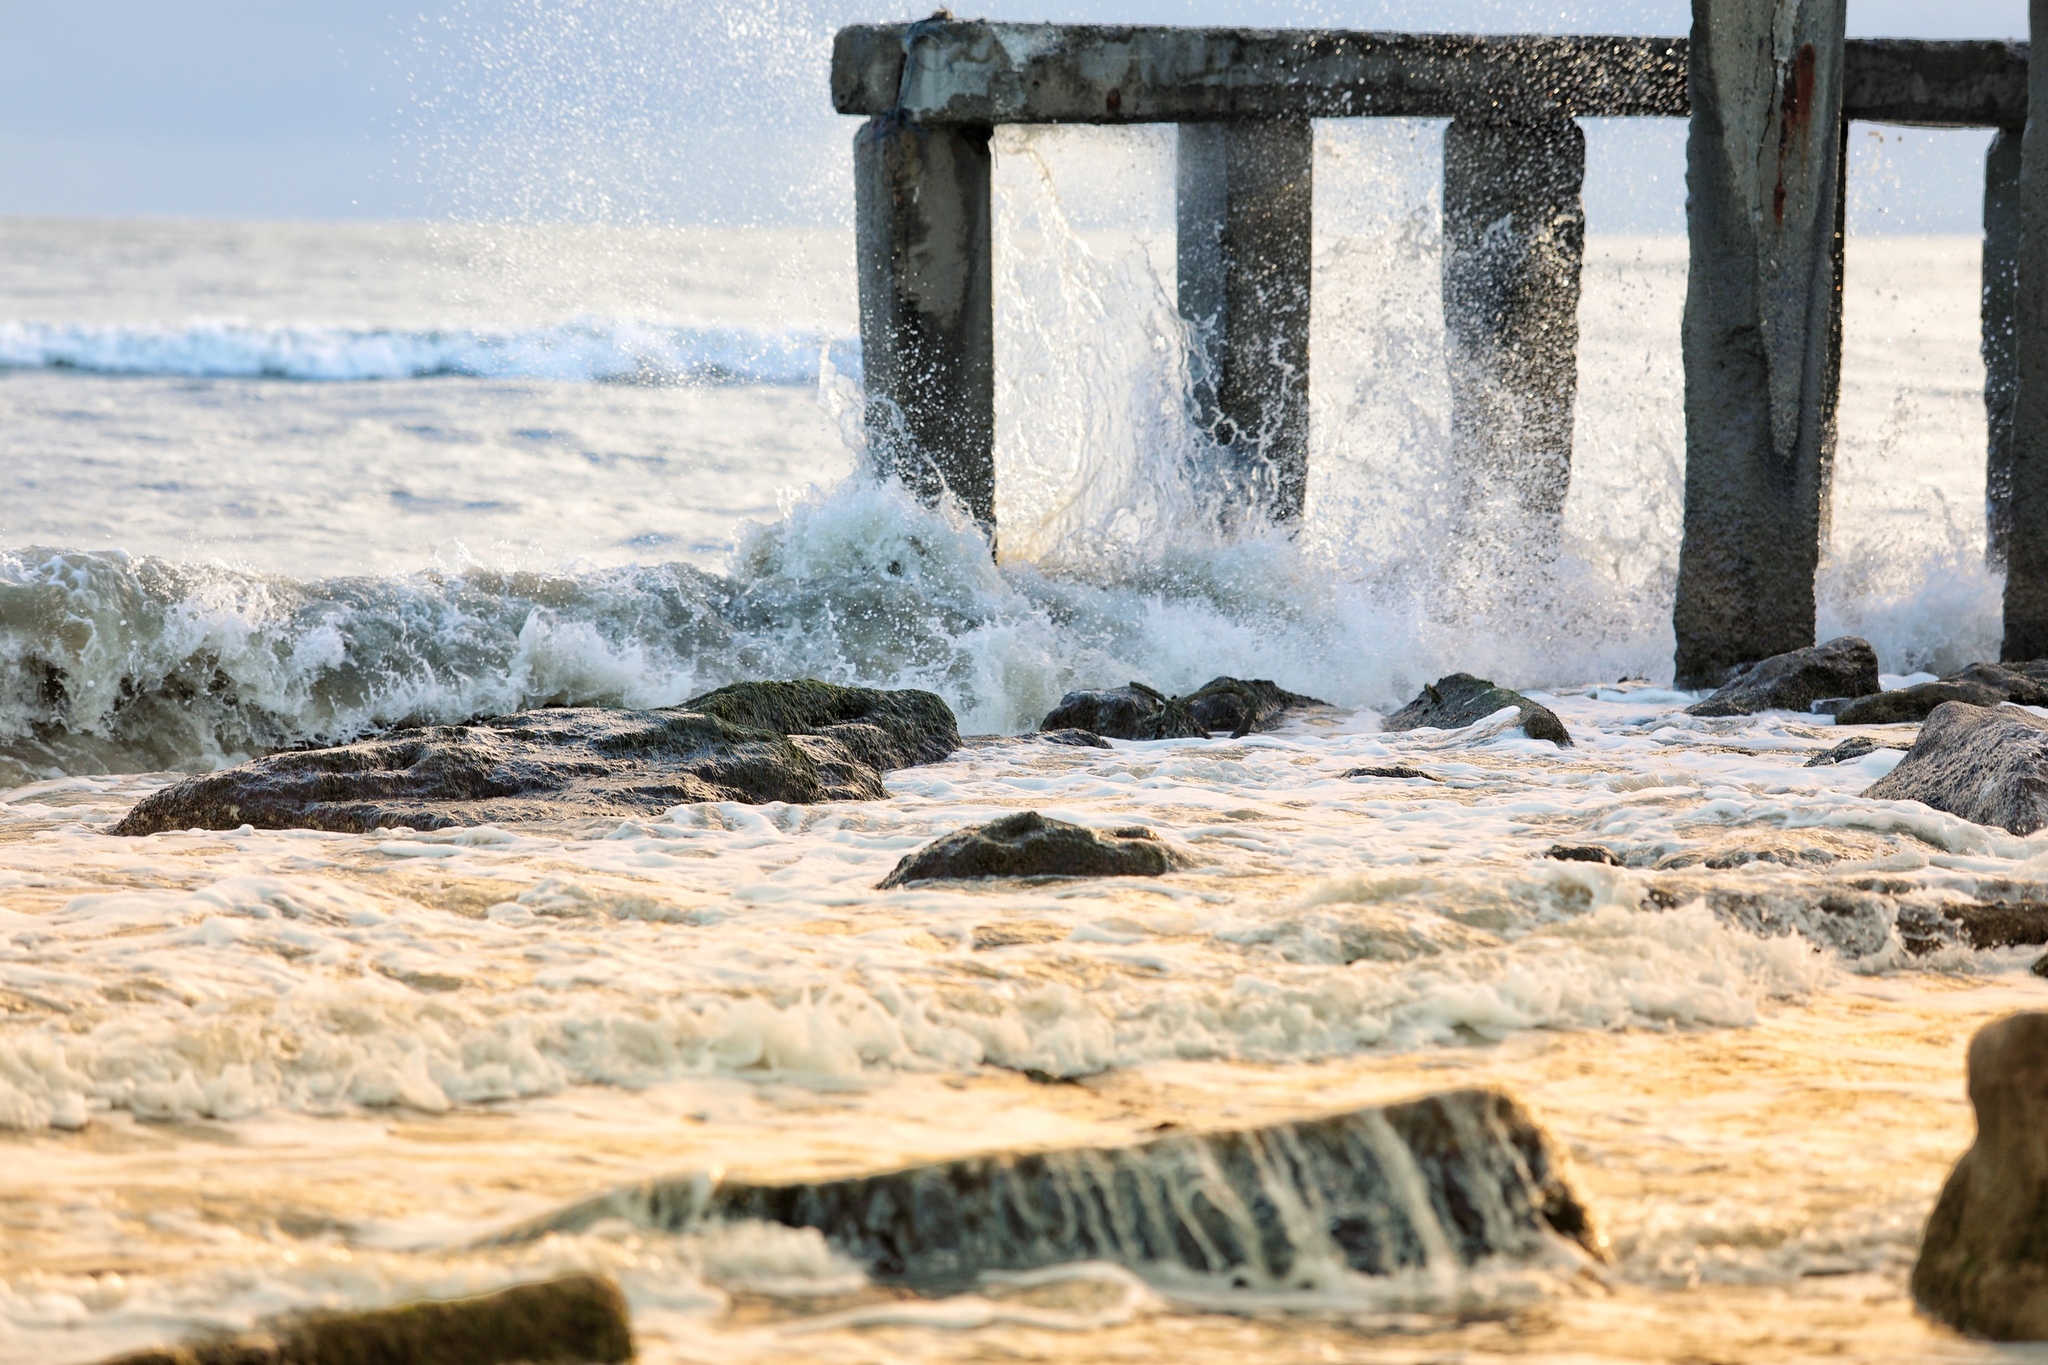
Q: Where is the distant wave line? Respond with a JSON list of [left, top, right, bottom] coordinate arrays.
[[0, 318, 861, 386]]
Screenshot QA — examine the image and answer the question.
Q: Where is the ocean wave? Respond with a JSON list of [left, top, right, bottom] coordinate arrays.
[[0, 317, 859, 385]]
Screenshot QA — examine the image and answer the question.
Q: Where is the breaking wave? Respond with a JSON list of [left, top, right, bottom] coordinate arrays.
[[0, 318, 858, 385]]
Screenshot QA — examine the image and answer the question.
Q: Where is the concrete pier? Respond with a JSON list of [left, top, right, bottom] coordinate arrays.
[[1986, 127, 2022, 569], [2006, 0, 2048, 658], [1671, 0, 1848, 688], [1440, 118, 1586, 565], [854, 115, 996, 530], [1177, 120, 1314, 523]]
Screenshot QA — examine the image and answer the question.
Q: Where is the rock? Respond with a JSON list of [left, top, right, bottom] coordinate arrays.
[[1684, 636, 1880, 716], [2034, 953, 2048, 979], [111, 680, 959, 836], [1836, 661, 2048, 725], [95, 1273, 632, 1365], [505, 1089, 1605, 1287], [1038, 727, 1112, 748], [1039, 676, 1324, 740], [1804, 735, 1909, 766], [1039, 681, 1192, 740], [1177, 676, 1327, 737], [878, 811, 1191, 886], [1343, 763, 1440, 781], [1862, 702, 2048, 835], [1834, 679, 2008, 726], [1547, 844, 1621, 865], [1382, 674, 1571, 747], [1912, 1013, 2048, 1339]]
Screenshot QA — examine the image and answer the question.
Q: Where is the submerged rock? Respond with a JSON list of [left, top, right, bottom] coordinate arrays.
[[98, 1273, 632, 1365], [1836, 661, 2048, 726], [878, 811, 1191, 886], [1343, 763, 1440, 781], [1912, 1013, 2048, 1339], [1862, 702, 2048, 835], [1382, 674, 1571, 747], [1039, 676, 1324, 740], [503, 1089, 1605, 1288], [111, 680, 959, 836], [1804, 735, 1908, 766], [1685, 636, 1880, 716], [1038, 727, 1113, 749], [1547, 844, 1621, 865]]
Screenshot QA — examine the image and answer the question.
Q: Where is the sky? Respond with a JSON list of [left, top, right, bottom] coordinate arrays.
[[0, 0, 2028, 229]]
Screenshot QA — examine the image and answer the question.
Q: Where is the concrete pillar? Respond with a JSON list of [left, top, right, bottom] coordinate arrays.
[[1177, 119, 1314, 524], [1671, 0, 1848, 688], [854, 115, 996, 532], [1440, 118, 1586, 569], [1986, 126, 2022, 570], [2004, 0, 2048, 657]]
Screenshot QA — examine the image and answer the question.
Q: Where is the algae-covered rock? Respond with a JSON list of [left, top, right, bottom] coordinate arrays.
[[504, 1090, 1605, 1287], [1039, 676, 1323, 740], [1382, 674, 1571, 747], [1685, 636, 1879, 716], [1912, 1013, 2048, 1339], [96, 1272, 632, 1365], [878, 811, 1191, 886], [1862, 701, 2048, 835], [112, 681, 959, 835]]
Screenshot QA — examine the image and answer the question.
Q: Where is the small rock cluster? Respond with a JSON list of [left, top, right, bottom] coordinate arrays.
[[112, 680, 960, 835], [1039, 676, 1325, 740]]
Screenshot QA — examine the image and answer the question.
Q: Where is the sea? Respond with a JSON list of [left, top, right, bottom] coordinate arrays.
[[0, 121, 2043, 1363]]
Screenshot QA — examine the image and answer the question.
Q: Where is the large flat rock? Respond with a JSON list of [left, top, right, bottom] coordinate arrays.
[[503, 1088, 1604, 1288], [1862, 701, 2048, 835], [111, 681, 960, 835]]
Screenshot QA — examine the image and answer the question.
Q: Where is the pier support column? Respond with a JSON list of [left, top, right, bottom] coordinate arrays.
[[1177, 119, 1314, 524], [1986, 127, 2022, 570], [1440, 118, 1586, 571], [1672, 0, 1848, 688], [854, 115, 996, 532], [2004, 0, 2048, 657]]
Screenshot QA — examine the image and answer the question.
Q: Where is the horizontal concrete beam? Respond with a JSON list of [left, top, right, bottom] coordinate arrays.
[[1843, 39, 2028, 129], [833, 24, 2026, 129]]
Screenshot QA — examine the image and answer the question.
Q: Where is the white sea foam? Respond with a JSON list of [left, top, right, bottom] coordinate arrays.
[[0, 318, 857, 386]]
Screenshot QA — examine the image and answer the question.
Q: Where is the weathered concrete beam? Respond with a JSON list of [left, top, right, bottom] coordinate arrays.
[[2004, 0, 2048, 658], [1441, 118, 1586, 570], [835, 24, 1687, 122], [854, 115, 996, 531], [834, 24, 2025, 129], [1842, 39, 2028, 128], [1987, 127, 2022, 569], [1178, 120, 1314, 523], [1672, 0, 1848, 689]]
